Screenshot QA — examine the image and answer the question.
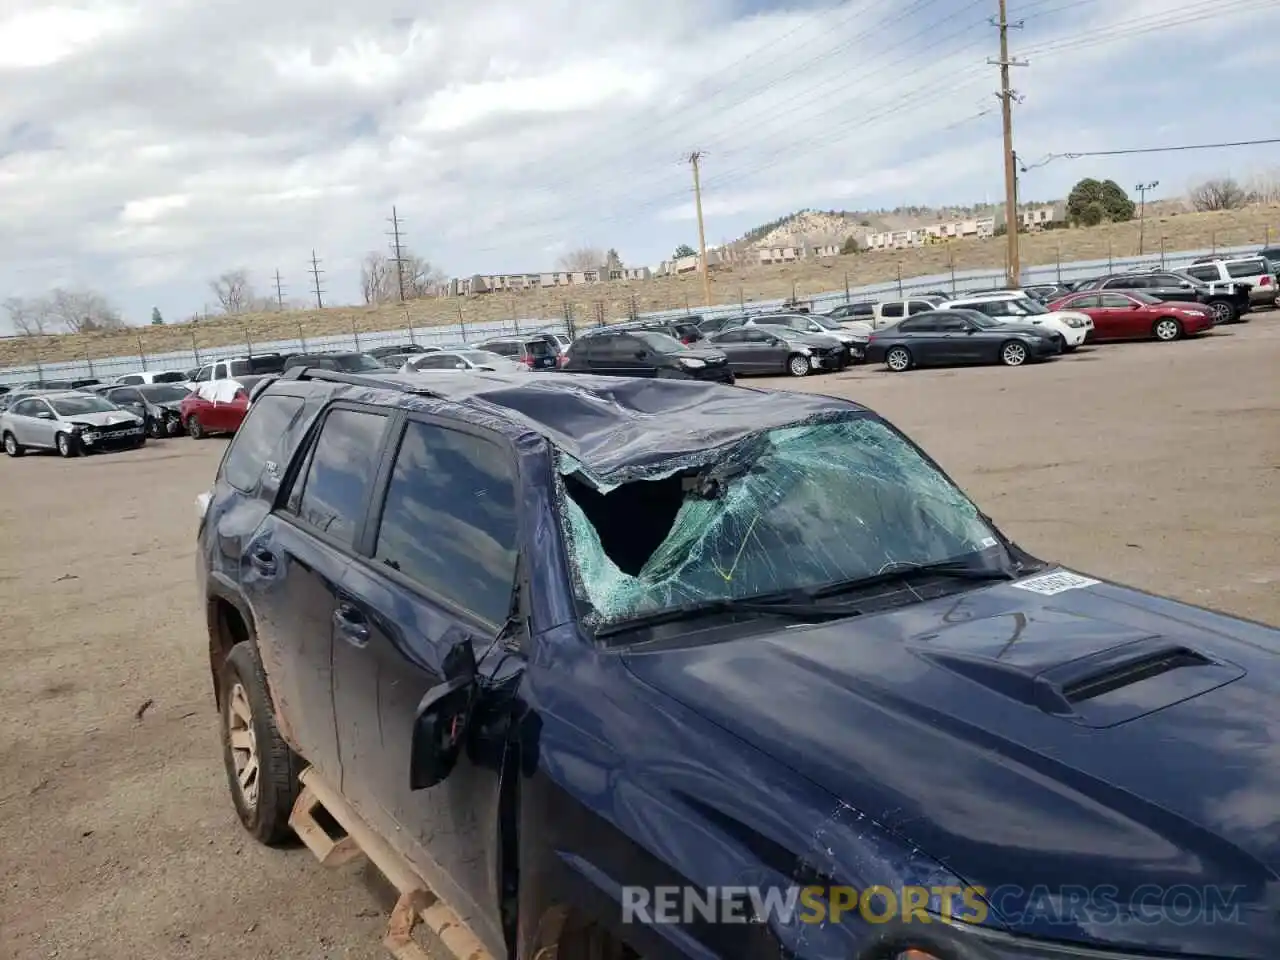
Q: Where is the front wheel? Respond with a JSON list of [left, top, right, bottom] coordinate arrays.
[[1153, 318, 1182, 342], [219, 642, 302, 845], [148, 418, 163, 439], [56, 432, 80, 458], [787, 353, 811, 377], [3, 432, 23, 457], [1000, 341, 1029, 366], [187, 415, 205, 439], [885, 346, 912, 372], [1062, 342, 1078, 353]]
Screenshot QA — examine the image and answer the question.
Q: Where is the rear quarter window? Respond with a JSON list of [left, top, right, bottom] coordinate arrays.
[[1226, 260, 1267, 278], [220, 395, 307, 493]]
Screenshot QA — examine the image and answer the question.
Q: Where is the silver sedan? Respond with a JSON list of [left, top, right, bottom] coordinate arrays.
[[1, 390, 146, 458]]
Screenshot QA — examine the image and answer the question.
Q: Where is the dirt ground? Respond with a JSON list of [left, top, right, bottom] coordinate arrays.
[[1, 316, 1277, 959]]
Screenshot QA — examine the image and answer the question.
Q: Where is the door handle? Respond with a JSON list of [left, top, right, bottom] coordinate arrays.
[[333, 603, 370, 645], [249, 548, 277, 574]]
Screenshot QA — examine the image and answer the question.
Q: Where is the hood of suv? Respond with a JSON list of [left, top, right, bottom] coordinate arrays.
[[622, 572, 1280, 958]]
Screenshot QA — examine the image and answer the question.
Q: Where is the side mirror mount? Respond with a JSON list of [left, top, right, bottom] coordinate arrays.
[[409, 636, 478, 790]]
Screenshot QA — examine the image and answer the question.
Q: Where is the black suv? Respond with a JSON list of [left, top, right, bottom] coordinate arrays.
[[470, 335, 560, 370], [282, 351, 389, 372], [586, 318, 706, 344], [560, 328, 733, 382], [1076, 271, 1251, 324], [195, 367, 1280, 960]]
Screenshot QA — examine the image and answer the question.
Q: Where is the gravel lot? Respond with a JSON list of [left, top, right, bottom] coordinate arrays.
[[1, 318, 1277, 959]]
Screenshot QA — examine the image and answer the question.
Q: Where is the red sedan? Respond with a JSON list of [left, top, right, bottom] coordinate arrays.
[[181, 376, 267, 438], [1047, 290, 1215, 342]]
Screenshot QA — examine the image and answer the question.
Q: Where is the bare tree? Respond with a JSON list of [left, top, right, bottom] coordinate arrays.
[[210, 269, 255, 313], [35, 287, 124, 332], [1189, 178, 1250, 212], [556, 247, 605, 272], [361, 250, 445, 303], [2, 296, 47, 336], [1244, 169, 1280, 204]]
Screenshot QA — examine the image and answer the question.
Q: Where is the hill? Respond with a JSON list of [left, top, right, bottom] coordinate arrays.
[[1, 206, 1276, 370]]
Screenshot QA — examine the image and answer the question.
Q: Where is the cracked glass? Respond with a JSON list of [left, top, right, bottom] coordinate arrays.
[[558, 414, 1002, 629]]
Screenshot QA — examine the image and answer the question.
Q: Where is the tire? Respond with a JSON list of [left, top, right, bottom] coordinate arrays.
[[3, 432, 23, 457], [219, 642, 302, 845], [1000, 341, 1029, 366], [1209, 300, 1236, 324], [148, 418, 163, 439], [1153, 317, 1182, 342], [56, 432, 80, 458], [787, 353, 811, 377], [132, 436, 147, 449], [1062, 343, 1078, 353], [885, 346, 912, 372], [188, 415, 205, 439]]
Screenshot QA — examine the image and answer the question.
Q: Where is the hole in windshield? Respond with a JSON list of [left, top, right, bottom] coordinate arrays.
[[558, 415, 1005, 632]]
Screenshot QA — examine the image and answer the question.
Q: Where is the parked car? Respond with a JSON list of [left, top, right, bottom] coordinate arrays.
[[1258, 245, 1280, 264], [468, 335, 560, 371], [583, 319, 706, 346], [720, 312, 869, 359], [938, 291, 1093, 351], [822, 301, 876, 322], [1, 390, 145, 457], [560, 329, 733, 382], [1045, 290, 1216, 342], [1075, 271, 1251, 324], [198, 366, 1280, 960], [112, 370, 190, 385], [1181, 256, 1277, 308], [401, 350, 526, 374], [368, 344, 432, 360], [866, 309, 1061, 371], [1022, 283, 1074, 303], [871, 296, 945, 328], [101, 383, 191, 437], [181, 376, 271, 438], [704, 326, 846, 376], [282, 352, 389, 373], [190, 354, 287, 382]]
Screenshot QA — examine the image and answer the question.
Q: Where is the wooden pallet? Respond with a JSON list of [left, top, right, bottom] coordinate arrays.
[[289, 766, 494, 960]]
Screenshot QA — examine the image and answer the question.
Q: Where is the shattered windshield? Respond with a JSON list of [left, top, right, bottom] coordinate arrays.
[[558, 414, 1005, 631]]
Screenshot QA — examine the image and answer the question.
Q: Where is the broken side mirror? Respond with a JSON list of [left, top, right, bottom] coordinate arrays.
[[409, 636, 478, 790]]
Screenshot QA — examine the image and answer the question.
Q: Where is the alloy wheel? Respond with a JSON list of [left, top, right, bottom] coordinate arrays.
[[886, 348, 910, 372], [788, 355, 810, 377], [227, 682, 260, 807], [1211, 302, 1232, 323], [1001, 342, 1028, 366], [1154, 319, 1180, 341], [3, 435, 16, 456]]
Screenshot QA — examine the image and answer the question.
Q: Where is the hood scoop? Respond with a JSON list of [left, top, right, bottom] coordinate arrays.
[[914, 610, 1245, 729]]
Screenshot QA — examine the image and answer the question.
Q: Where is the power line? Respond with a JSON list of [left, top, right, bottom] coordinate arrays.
[[309, 251, 325, 309], [1058, 137, 1280, 159]]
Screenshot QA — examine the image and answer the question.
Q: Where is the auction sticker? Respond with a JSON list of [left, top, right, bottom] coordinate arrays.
[[1010, 570, 1101, 596]]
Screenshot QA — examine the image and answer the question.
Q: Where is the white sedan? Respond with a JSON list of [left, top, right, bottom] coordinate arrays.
[[400, 349, 527, 374], [939, 292, 1093, 351]]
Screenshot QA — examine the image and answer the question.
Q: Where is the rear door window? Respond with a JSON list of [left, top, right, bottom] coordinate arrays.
[[1184, 265, 1219, 282], [880, 303, 903, 318], [288, 408, 390, 546], [221, 395, 306, 493]]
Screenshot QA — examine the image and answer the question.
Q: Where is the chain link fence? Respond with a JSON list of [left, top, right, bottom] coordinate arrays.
[[0, 235, 1269, 386]]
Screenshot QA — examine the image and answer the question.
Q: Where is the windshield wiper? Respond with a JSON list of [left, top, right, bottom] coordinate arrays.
[[803, 559, 1015, 600], [595, 593, 862, 637]]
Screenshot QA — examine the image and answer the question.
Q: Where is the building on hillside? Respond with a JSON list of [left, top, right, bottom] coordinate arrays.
[[1018, 203, 1067, 230], [865, 215, 998, 250], [433, 262, 652, 296], [756, 240, 846, 265], [655, 250, 728, 277]]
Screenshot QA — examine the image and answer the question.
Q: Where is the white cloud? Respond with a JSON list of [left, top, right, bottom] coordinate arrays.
[[0, 0, 1276, 327]]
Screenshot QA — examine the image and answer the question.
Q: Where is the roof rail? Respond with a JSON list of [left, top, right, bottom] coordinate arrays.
[[279, 367, 441, 396]]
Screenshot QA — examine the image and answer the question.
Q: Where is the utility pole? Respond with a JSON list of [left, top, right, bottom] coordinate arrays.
[[990, 0, 1026, 289], [388, 206, 407, 302], [309, 250, 325, 308], [688, 151, 712, 307], [274, 269, 285, 310], [1135, 180, 1159, 255]]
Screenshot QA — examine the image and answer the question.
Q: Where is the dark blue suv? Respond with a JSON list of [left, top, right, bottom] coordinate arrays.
[[198, 366, 1280, 960]]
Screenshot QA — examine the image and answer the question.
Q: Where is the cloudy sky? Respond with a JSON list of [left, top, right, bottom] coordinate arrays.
[[0, 0, 1277, 328]]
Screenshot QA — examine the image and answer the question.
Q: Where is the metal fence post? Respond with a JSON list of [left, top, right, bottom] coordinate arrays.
[[137, 334, 148, 371], [405, 309, 417, 345], [738, 287, 745, 310], [457, 304, 468, 343], [844, 272, 851, 303], [896, 264, 903, 297], [191, 329, 201, 366], [1211, 231, 1217, 254], [1056, 245, 1062, 284], [1107, 239, 1113, 273], [297, 320, 308, 354], [84, 347, 95, 378], [1160, 236, 1166, 269], [350, 316, 361, 351], [245, 324, 254, 358], [948, 249, 957, 296]]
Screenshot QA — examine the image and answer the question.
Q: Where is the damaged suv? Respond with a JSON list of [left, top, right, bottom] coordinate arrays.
[[198, 367, 1280, 960]]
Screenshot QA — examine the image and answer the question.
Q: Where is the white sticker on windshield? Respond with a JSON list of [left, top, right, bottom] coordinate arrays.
[[1011, 570, 1101, 595]]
